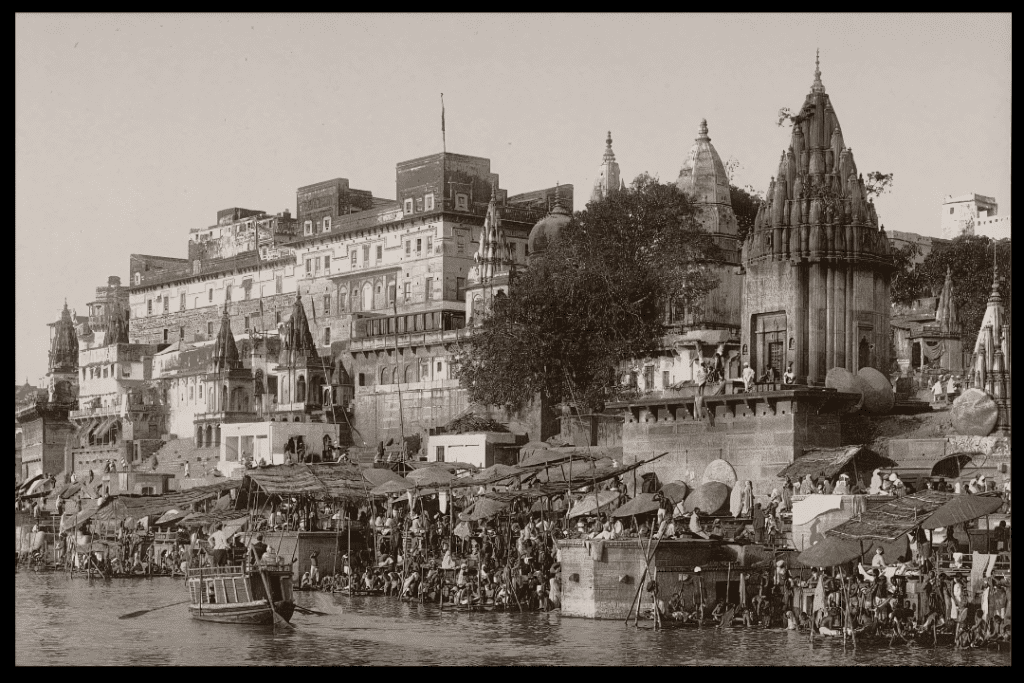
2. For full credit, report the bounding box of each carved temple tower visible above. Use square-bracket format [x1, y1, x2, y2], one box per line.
[740, 54, 894, 385]
[590, 131, 624, 203]
[47, 301, 80, 405]
[466, 185, 515, 325]
[274, 292, 328, 420]
[969, 261, 1011, 434]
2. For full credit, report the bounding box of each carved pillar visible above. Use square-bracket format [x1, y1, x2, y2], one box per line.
[845, 266, 855, 372]
[794, 262, 808, 383]
[826, 266, 836, 370]
[808, 263, 826, 385]
[835, 263, 847, 369]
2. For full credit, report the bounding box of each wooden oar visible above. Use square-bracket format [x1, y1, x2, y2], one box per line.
[119, 600, 191, 619]
[292, 604, 328, 616]
[258, 568, 294, 629]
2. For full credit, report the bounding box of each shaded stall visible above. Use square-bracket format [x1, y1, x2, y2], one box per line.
[777, 446, 897, 487]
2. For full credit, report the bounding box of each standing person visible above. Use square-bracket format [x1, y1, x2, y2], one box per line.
[781, 477, 793, 512]
[946, 375, 957, 401]
[208, 523, 230, 567]
[751, 503, 766, 544]
[742, 362, 756, 393]
[932, 377, 945, 405]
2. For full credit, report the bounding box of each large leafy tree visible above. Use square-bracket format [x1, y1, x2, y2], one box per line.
[890, 242, 926, 308]
[451, 174, 721, 413]
[730, 184, 762, 242]
[916, 235, 1012, 345]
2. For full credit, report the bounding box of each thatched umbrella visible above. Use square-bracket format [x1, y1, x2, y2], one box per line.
[566, 490, 621, 519]
[369, 479, 413, 496]
[611, 493, 660, 518]
[797, 536, 863, 567]
[658, 481, 689, 506]
[405, 467, 455, 488]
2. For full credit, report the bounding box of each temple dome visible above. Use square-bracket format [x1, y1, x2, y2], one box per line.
[527, 187, 572, 260]
[676, 119, 732, 207]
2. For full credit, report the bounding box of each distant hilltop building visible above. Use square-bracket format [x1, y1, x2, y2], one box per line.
[942, 193, 1010, 240]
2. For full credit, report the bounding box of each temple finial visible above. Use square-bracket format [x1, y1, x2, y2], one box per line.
[490, 181, 497, 202]
[697, 118, 709, 140]
[811, 48, 825, 93]
[606, 131, 613, 149]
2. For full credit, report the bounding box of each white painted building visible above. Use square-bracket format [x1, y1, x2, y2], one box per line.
[426, 432, 518, 470]
[219, 421, 340, 476]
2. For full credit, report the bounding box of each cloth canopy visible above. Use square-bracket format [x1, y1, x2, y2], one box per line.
[93, 416, 118, 440]
[181, 510, 249, 528]
[922, 493, 1004, 530]
[566, 490, 621, 519]
[361, 467, 407, 489]
[17, 474, 43, 493]
[611, 492, 661, 518]
[682, 481, 730, 515]
[777, 446, 897, 482]
[155, 508, 190, 526]
[467, 463, 523, 485]
[244, 463, 367, 499]
[406, 461, 478, 474]
[797, 536, 863, 567]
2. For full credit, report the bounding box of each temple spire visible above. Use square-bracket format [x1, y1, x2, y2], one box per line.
[603, 131, 616, 163]
[591, 132, 622, 203]
[811, 48, 826, 94]
[697, 118, 709, 141]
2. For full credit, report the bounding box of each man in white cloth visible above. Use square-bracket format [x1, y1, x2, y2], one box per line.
[742, 362, 756, 392]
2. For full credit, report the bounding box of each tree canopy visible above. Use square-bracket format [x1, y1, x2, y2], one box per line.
[451, 174, 721, 414]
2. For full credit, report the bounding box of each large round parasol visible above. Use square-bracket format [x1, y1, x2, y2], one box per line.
[682, 481, 730, 514]
[405, 467, 455, 487]
[611, 492, 661, 518]
[361, 468, 407, 489]
[797, 536, 863, 567]
[458, 497, 510, 522]
[701, 459, 737, 488]
[658, 481, 689, 506]
[369, 479, 414, 496]
[566, 490, 621, 519]
[922, 493, 1005, 530]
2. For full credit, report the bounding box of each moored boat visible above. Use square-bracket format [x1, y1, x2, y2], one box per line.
[186, 555, 295, 625]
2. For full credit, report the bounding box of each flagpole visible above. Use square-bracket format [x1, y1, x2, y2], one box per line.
[441, 93, 446, 155]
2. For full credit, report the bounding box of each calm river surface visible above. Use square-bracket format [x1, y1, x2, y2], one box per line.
[15, 572, 1010, 666]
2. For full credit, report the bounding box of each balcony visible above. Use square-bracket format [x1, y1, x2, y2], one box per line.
[70, 401, 163, 420]
[194, 410, 258, 424]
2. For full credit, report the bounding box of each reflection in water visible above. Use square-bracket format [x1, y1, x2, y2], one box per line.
[16, 573, 1010, 667]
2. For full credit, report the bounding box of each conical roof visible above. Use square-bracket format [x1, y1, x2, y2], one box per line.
[473, 185, 512, 282]
[283, 293, 319, 364]
[676, 119, 732, 207]
[49, 302, 79, 372]
[212, 305, 241, 372]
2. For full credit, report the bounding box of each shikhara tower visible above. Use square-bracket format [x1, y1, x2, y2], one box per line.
[47, 301, 80, 404]
[590, 131, 623, 203]
[466, 185, 514, 324]
[740, 53, 894, 385]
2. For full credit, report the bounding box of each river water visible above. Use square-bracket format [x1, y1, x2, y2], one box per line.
[15, 572, 1010, 666]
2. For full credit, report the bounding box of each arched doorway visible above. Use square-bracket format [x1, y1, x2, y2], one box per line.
[296, 375, 307, 403]
[204, 424, 213, 448]
[859, 337, 871, 370]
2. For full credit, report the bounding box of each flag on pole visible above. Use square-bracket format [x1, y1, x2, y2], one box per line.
[441, 93, 446, 153]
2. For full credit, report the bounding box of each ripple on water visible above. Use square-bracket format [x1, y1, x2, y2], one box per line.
[15, 573, 1011, 666]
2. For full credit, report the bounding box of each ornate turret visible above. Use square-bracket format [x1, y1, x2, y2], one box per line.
[213, 304, 241, 372]
[590, 131, 622, 203]
[49, 302, 79, 374]
[273, 292, 327, 415]
[106, 294, 130, 345]
[527, 184, 572, 262]
[283, 292, 319, 365]
[967, 256, 1011, 433]
[740, 52, 893, 386]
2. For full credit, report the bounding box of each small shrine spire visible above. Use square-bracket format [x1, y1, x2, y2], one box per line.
[603, 131, 616, 163]
[697, 118, 709, 141]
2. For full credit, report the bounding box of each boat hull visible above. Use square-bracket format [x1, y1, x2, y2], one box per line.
[188, 599, 295, 625]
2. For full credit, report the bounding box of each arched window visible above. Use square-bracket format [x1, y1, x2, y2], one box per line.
[221, 385, 228, 412]
[362, 283, 373, 311]
[392, 367, 399, 384]
[351, 287, 359, 312]
[404, 364, 414, 383]
[381, 367, 389, 385]
[296, 375, 307, 403]
[339, 288, 347, 312]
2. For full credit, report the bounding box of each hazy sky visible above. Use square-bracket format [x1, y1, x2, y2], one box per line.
[15, 13, 1011, 384]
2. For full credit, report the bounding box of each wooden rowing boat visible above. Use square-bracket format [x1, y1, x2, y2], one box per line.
[185, 557, 295, 625]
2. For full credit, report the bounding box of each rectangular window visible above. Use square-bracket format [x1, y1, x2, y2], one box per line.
[425, 277, 433, 301]
[323, 216, 331, 232]
[416, 238, 422, 255]
[147, 300, 153, 315]
[425, 193, 435, 211]
[416, 197, 424, 213]
[163, 329, 169, 343]
[207, 321, 213, 337]
[323, 255, 330, 271]
[209, 289, 214, 302]
[160, 296, 168, 313]
[436, 445, 445, 463]
[455, 194, 468, 210]
[403, 282, 411, 302]
[323, 327, 331, 346]
[306, 258, 313, 275]
[180, 292, 186, 310]
[323, 294, 331, 315]
[351, 251, 357, 266]
[244, 315, 250, 329]
[362, 245, 369, 264]
[457, 234, 465, 255]
[404, 198, 414, 214]
[405, 240, 411, 256]
[179, 326, 185, 340]
[304, 220, 313, 235]
[314, 257, 321, 272]
[275, 276, 283, 294]
[426, 235, 433, 252]
[376, 245, 382, 261]
[275, 311, 281, 325]
[662, 371, 670, 389]
[225, 284, 232, 302]
[456, 277, 465, 302]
